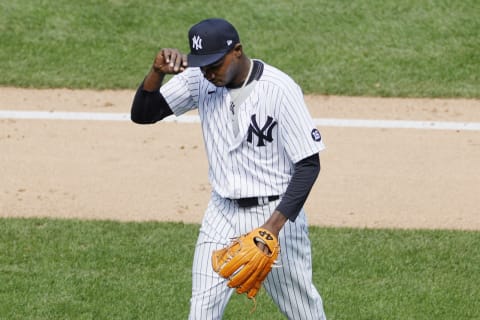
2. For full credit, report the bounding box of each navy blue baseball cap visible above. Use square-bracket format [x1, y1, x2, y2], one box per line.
[187, 18, 240, 67]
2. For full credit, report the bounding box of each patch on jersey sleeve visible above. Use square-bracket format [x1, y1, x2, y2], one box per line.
[311, 128, 322, 142]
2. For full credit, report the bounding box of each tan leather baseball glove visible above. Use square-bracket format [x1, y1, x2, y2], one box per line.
[212, 227, 280, 299]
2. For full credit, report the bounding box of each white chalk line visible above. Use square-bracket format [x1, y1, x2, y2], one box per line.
[1, 110, 480, 131]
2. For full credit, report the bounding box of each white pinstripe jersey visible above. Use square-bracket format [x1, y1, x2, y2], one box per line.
[160, 60, 325, 199]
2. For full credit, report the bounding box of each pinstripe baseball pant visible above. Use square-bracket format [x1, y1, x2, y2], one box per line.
[188, 191, 327, 320]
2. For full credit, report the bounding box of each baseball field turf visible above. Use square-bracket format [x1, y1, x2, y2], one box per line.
[1, 0, 478, 97]
[1, 1, 479, 319]
[1, 219, 479, 319]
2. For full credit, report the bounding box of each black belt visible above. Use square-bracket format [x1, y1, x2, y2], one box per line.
[235, 195, 280, 208]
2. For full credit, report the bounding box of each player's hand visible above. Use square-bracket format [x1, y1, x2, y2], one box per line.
[255, 240, 272, 254]
[152, 48, 188, 74]
[259, 210, 288, 247]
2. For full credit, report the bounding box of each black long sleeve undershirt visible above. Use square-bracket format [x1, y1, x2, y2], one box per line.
[275, 153, 320, 222]
[131, 82, 173, 124]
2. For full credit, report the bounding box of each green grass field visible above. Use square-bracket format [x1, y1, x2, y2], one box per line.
[0, 0, 479, 97]
[1, 218, 479, 319]
[1, 0, 480, 319]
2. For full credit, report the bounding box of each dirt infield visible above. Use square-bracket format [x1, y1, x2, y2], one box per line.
[1, 87, 479, 230]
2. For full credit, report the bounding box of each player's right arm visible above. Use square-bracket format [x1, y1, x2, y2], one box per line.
[144, 48, 188, 91]
[131, 49, 188, 124]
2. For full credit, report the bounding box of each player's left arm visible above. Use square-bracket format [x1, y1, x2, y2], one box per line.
[260, 81, 323, 238]
[261, 153, 321, 238]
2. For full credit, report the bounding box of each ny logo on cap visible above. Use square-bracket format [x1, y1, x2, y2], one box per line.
[192, 35, 203, 50]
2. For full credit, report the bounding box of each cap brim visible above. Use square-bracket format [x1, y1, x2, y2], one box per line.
[187, 52, 227, 67]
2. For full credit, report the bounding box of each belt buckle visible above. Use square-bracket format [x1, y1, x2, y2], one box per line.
[258, 196, 268, 206]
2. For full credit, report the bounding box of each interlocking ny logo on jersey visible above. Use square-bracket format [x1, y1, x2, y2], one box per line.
[247, 115, 277, 147]
[192, 35, 202, 50]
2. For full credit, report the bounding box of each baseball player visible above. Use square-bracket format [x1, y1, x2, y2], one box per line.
[131, 18, 327, 320]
